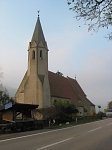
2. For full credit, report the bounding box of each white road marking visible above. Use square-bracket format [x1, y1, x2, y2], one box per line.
[0, 124, 89, 143]
[87, 127, 102, 133]
[0, 119, 108, 143]
[36, 137, 73, 150]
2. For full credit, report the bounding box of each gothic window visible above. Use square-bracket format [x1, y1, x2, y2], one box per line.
[40, 50, 43, 59]
[32, 50, 35, 59]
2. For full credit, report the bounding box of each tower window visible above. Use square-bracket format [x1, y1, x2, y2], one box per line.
[32, 50, 35, 59]
[40, 50, 43, 59]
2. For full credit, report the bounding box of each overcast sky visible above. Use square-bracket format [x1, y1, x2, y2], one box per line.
[0, 0, 112, 110]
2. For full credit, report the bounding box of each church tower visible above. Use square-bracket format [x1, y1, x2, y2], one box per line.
[15, 15, 51, 109]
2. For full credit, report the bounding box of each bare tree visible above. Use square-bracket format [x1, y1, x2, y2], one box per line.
[67, 0, 112, 39]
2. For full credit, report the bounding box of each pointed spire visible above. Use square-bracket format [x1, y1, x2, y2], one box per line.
[31, 14, 47, 47]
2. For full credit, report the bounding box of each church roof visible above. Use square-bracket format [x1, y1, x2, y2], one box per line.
[31, 16, 47, 47]
[48, 71, 95, 106]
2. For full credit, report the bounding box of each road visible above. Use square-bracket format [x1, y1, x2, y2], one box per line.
[0, 118, 112, 150]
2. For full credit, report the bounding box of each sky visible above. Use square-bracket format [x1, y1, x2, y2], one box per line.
[0, 0, 112, 111]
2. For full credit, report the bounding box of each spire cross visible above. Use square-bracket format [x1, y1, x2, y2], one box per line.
[37, 10, 40, 17]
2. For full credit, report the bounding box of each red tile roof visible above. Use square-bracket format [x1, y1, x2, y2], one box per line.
[48, 71, 95, 106]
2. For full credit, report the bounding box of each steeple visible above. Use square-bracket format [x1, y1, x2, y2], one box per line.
[31, 15, 47, 47]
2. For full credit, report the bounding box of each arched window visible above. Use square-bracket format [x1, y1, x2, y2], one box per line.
[40, 50, 43, 59]
[32, 50, 35, 59]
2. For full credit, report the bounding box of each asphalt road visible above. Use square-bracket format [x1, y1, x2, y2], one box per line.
[0, 118, 112, 150]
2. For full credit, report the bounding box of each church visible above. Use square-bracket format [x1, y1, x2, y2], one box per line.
[15, 15, 95, 119]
